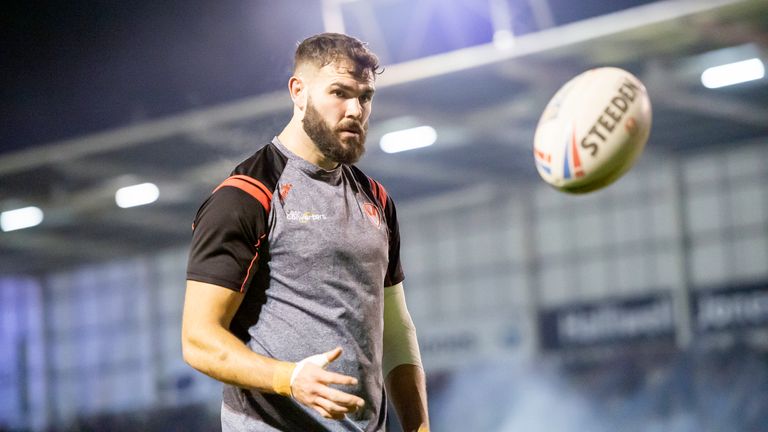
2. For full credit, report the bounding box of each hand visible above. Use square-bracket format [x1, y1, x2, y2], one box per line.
[290, 347, 365, 420]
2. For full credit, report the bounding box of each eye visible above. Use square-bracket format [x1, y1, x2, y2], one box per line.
[360, 94, 373, 103]
[332, 89, 345, 97]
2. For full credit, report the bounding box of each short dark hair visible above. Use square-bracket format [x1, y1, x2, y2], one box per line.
[294, 33, 382, 79]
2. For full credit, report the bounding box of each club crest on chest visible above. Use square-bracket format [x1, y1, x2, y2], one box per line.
[363, 202, 381, 228]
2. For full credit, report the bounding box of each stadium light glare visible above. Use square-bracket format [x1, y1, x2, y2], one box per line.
[701, 58, 764, 89]
[115, 183, 160, 208]
[380, 126, 437, 154]
[493, 30, 515, 50]
[1, 206, 44, 232]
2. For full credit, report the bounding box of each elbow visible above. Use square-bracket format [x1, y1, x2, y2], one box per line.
[181, 318, 232, 374]
[181, 329, 204, 371]
[181, 339, 194, 367]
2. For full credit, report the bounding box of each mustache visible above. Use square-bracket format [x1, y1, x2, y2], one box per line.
[336, 121, 366, 134]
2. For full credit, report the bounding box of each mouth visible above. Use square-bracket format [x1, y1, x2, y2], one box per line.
[338, 128, 363, 141]
[338, 122, 363, 136]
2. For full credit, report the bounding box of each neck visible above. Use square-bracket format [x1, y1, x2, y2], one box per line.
[277, 118, 338, 170]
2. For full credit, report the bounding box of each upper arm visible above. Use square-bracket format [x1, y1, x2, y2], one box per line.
[186, 181, 270, 292]
[182, 280, 245, 337]
[383, 283, 429, 427]
[383, 282, 412, 326]
[383, 283, 417, 345]
[382, 282, 422, 378]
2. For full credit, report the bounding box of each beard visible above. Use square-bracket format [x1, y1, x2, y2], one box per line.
[302, 98, 367, 165]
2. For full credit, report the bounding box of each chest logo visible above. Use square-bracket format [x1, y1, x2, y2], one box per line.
[363, 203, 381, 228]
[286, 210, 327, 223]
[279, 183, 293, 203]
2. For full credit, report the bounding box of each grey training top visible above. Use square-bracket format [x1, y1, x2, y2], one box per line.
[187, 137, 404, 431]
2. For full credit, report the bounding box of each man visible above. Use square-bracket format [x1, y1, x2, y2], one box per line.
[182, 33, 430, 432]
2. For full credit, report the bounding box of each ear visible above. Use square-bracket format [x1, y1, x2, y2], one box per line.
[288, 76, 307, 110]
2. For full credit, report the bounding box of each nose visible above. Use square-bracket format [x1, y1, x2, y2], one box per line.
[345, 97, 363, 119]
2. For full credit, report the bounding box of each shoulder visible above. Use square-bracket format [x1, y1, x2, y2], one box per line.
[348, 164, 393, 210]
[232, 142, 289, 191]
[209, 142, 289, 213]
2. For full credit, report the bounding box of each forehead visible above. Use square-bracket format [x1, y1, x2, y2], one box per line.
[315, 59, 375, 89]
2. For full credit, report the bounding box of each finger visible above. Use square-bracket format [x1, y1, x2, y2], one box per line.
[318, 370, 359, 386]
[324, 346, 343, 364]
[312, 405, 333, 420]
[315, 396, 354, 418]
[318, 386, 365, 410]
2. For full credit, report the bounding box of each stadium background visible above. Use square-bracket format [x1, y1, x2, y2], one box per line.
[2, 0, 768, 430]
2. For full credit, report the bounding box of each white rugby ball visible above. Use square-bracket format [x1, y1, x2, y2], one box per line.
[533, 67, 652, 194]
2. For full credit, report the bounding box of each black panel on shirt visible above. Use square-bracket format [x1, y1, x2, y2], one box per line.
[349, 165, 405, 288]
[186, 142, 287, 341]
[382, 192, 404, 287]
[186, 142, 287, 292]
[186, 186, 268, 291]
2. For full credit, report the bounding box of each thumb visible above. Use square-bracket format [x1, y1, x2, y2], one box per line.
[290, 347, 342, 390]
[324, 346, 343, 365]
[301, 347, 341, 370]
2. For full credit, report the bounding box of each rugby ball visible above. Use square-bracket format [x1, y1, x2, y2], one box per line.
[533, 67, 652, 194]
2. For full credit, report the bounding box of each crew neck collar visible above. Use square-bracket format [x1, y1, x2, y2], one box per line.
[271, 137, 343, 180]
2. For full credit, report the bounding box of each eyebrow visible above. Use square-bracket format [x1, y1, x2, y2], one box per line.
[330, 82, 375, 97]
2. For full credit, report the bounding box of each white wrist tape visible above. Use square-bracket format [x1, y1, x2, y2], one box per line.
[382, 283, 423, 379]
[289, 352, 330, 397]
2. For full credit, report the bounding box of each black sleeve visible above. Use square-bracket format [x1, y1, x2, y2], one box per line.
[186, 187, 268, 292]
[384, 194, 405, 287]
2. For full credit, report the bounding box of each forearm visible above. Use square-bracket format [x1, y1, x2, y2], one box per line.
[183, 316, 365, 419]
[181, 280, 293, 395]
[382, 283, 430, 430]
[386, 364, 429, 431]
[182, 323, 293, 394]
